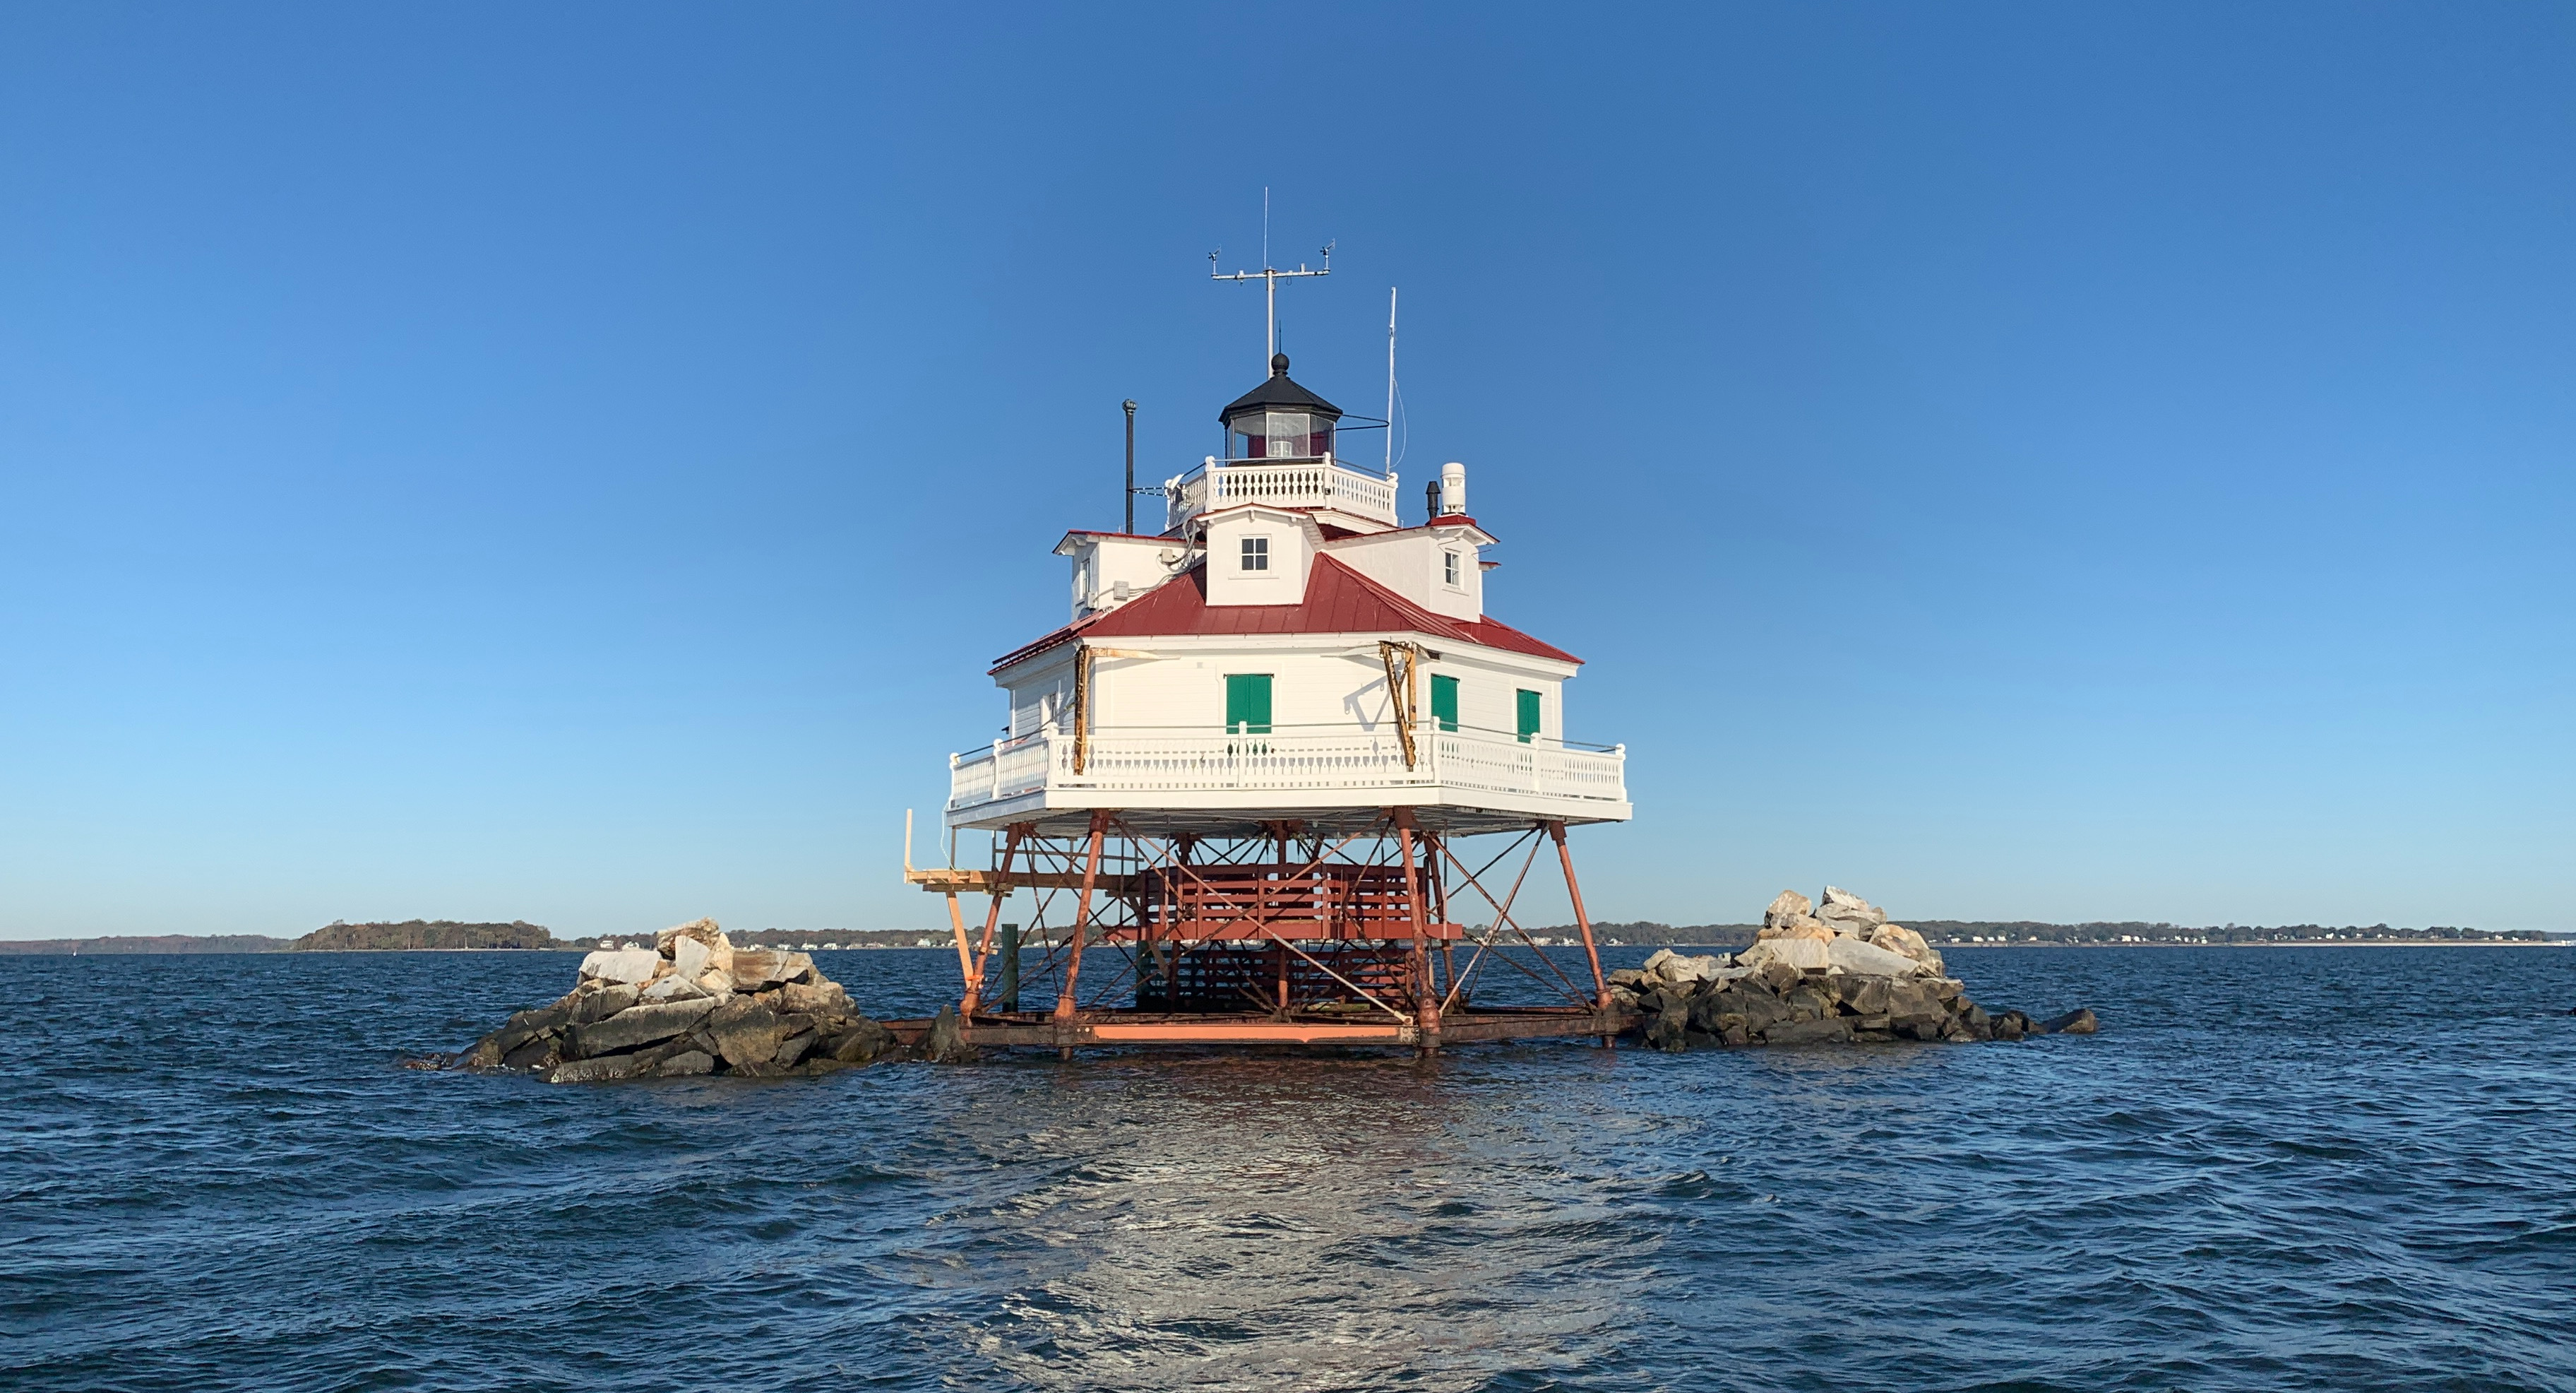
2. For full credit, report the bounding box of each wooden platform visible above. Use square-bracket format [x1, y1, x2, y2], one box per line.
[881, 1006, 1638, 1051]
[905, 867, 1138, 894]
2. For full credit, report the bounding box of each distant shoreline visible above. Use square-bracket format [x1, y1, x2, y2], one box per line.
[1628, 939, 2572, 951]
[1933, 939, 2572, 949]
[6, 935, 2565, 956]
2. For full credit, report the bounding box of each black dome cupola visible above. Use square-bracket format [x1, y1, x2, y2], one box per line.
[1220, 353, 1342, 461]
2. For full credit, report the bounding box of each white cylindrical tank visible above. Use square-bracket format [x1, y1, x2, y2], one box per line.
[1440, 461, 1467, 516]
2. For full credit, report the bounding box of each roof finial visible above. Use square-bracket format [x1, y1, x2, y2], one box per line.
[1271, 352, 1290, 378]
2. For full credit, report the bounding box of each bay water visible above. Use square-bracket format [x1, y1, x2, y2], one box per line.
[5, 945, 2572, 1392]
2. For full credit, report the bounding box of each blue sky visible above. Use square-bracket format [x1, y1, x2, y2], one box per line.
[3, 4, 2569, 939]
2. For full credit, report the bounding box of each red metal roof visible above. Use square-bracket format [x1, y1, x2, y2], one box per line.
[989, 554, 1580, 673]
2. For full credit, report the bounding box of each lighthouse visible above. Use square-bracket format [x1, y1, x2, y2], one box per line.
[914, 309, 1632, 1053]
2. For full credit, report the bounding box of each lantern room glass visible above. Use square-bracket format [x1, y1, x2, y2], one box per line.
[1227, 410, 1333, 461]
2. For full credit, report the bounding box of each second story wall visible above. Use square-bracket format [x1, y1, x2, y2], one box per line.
[1200, 508, 1320, 607]
[1056, 639, 1575, 745]
[1321, 521, 1489, 622]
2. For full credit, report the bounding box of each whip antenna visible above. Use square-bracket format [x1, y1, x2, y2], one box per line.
[1385, 287, 1398, 473]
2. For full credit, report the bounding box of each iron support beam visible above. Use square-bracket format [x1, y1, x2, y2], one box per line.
[1054, 810, 1112, 1032]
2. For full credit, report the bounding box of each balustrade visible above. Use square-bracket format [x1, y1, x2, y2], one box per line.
[1164, 457, 1399, 531]
[948, 725, 1626, 816]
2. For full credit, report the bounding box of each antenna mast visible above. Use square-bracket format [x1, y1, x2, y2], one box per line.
[1210, 196, 1332, 365]
[1385, 287, 1398, 473]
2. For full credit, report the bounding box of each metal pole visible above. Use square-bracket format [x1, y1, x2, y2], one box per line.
[945, 891, 972, 990]
[1055, 810, 1112, 1047]
[1123, 399, 1137, 534]
[1548, 821, 1613, 1015]
[1395, 811, 1441, 1046]
[961, 823, 1026, 1019]
[1385, 287, 1397, 473]
[999, 923, 1020, 1012]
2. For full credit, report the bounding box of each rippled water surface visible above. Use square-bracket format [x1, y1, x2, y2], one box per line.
[6, 946, 2575, 1392]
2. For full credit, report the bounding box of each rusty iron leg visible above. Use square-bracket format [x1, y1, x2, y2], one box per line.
[1547, 819, 1614, 1045]
[960, 824, 1026, 1020]
[1054, 810, 1112, 1055]
[1395, 812, 1440, 1049]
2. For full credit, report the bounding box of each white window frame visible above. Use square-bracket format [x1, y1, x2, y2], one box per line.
[1442, 550, 1462, 588]
[1241, 535, 1271, 571]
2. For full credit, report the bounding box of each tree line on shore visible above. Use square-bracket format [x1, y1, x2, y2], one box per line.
[1, 917, 2553, 955]
[1534, 919, 2552, 946]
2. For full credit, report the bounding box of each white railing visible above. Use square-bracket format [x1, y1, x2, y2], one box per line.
[948, 734, 1056, 809]
[1164, 457, 1399, 531]
[948, 725, 1626, 814]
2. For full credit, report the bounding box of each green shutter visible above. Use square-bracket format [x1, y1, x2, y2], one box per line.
[1225, 674, 1273, 734]
[1516, 689, 1542, 744]
[1430, 674, 1459, 732]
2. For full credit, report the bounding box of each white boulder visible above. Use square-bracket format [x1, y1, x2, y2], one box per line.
[577, 948, 660, 985]
[1736, 937, 1832, 972]
[1758, 914, 1835, 942]
[1868, 923, 1945, 974]
[1816, 886, 1888, 937]
[1761, 890, 1815, 932]
[640, 973, 712, 1002]
[1823, 935, 1928, 977]
[1653, 952, 1729, 985]
[668, 935, 711, 982]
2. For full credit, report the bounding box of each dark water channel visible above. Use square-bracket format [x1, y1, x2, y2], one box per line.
[4, 946, 2573, 1392]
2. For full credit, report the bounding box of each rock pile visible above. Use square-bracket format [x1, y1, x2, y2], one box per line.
[1609, 887, 2097, 1051]
[460, 919, 897, 1081]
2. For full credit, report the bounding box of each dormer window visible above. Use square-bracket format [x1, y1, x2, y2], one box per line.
[1241, 535, 1270, 571]
[1443, 550, 1461, 587]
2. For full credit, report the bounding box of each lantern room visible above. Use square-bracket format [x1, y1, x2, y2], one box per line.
[1221, 352, 1342, 460]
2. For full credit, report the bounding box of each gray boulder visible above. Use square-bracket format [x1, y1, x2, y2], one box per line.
[565, 995, 722, 1057]
[551, 1054, 650, 1084]
[2041, 1007, 2099, 1035]
[1836, 974, 1892, 1016]
[703, 997, 785, 1069]
[569, 983, 639, 1026]
[1764, 1017, 1854, 1045]
[923, 1005, 977, 1064]
[501, 1033, 560, 1071]
[460, 917, 893, 1081]
[465, 1002, 575, 1068]
[825, 1019, 895, 1065]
